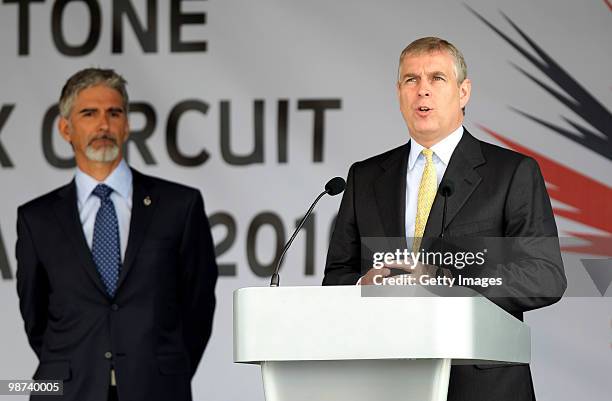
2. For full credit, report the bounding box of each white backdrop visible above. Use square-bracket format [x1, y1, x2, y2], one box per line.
[0, 1, 610, 400]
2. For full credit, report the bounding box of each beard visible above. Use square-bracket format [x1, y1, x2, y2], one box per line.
[85, 135, 120, 162]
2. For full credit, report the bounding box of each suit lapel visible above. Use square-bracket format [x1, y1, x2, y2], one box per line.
[374, 143, 409, 238]
[116, 170, 158, 292]
[424, 130, 485, 238]
[53, 181, 108, 297]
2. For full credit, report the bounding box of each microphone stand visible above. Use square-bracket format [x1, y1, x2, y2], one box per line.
[270, 191, 327, 287]
[441, 193, 449, 239]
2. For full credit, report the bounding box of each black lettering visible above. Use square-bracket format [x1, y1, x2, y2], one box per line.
[247, 212, 285, 278]
[4, 0, 45, 56]
[52, 0, 102, 56]
[296, 213, 315, 276]
[166, 100, 209, 166]
[41, 104, 75, 168]
[0, 224, 12, 280]
[297, 99, 342, 162]
[124, 102, 157, 165]
[209, 212, 237, 277]
[277, 99, 289, 163]
[170, 0, 207, 52]
[112, 0, 157, 53]
[220, 100, 264, 166]
[0, 104, 16, 167]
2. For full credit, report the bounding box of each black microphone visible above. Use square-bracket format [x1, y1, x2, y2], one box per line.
[438, 179, 455, 238]
[325, 177, 346, 196]
[270, 177, 346, 287]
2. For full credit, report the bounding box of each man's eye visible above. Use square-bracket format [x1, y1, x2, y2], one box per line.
[405, 77, 416, 83]
[433, 76, 445, 81]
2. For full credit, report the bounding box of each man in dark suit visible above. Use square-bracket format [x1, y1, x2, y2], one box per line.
[323, 37, 566, 401]
[16, 68, 218, 401]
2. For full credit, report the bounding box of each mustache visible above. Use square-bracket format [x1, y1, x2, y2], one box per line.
[88, 134, 118, 146]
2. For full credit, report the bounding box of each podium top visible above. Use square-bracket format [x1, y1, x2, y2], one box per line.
[233, 286, 530, 365]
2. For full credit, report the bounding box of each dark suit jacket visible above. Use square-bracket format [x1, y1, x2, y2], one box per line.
[323, 130, 566, 401]
[16, 169, 218, 401]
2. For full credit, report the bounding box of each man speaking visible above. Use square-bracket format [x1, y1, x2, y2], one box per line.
[16, 68, 218, 401]
[323, 37, 566, 400]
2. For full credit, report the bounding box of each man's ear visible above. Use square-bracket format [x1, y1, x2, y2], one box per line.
[459, 78, 471, 109]
[58, 116, 72, 144]
[396, 81, 401, 102]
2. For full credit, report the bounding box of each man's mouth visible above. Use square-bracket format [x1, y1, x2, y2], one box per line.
[89, 135, 117, 146]
[415, 106, 433, 116]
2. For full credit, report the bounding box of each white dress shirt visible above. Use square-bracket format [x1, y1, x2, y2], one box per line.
[405, 126, 463, 242]
[75, 159, 133, 261]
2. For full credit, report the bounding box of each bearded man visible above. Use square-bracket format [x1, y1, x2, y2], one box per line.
[16, 68, 218, 401]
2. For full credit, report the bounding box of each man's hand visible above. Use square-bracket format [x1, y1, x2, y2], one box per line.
[359, 260, 450, 285]
[359, 266, 391, 285]
[386, 258, 440, 277]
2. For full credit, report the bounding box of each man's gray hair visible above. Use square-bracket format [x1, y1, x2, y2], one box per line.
[59, 68, 129, 118]
[398, 37, 468, 84]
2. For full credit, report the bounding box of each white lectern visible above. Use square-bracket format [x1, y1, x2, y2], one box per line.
[233, 286, 530, 401]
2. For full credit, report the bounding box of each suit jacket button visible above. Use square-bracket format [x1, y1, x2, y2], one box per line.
[104, 352, 113, 359]
[111, 304, 119, 311]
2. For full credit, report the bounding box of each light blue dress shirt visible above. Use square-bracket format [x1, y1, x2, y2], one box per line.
[358, 126, 465, 283]
[405, 125, 463, 242]
[75, 159, 133, 262]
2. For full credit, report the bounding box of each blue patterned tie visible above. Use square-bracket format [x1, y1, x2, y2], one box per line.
[91, 184, 121, 297]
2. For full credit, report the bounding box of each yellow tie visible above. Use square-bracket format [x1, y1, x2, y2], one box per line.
[413, 149, 437, 252]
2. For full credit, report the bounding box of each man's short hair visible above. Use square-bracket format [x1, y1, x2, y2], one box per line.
[59, 68, 129, 118]
[398, 37, 468, 84]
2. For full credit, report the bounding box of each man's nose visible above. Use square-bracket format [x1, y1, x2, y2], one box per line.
[97, 113, 110, 131]
[418, 82, 431, 97]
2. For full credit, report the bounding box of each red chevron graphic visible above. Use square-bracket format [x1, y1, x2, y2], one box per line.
[562, 232, 612, 256]
[478, 125, 612, 257]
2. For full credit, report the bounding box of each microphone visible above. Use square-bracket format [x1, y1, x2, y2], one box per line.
[270, 177, 346, 287]
[438, 179, 455, 238]
[325, 177, 346, 196]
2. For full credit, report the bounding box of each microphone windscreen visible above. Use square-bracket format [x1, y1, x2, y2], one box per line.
[439, 179, 455, 197]
[325, 177, 346, 196]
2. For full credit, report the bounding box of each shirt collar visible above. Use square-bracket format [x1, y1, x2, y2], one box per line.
[408, 125, 464, 170]
[75, 159, 133, 208]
